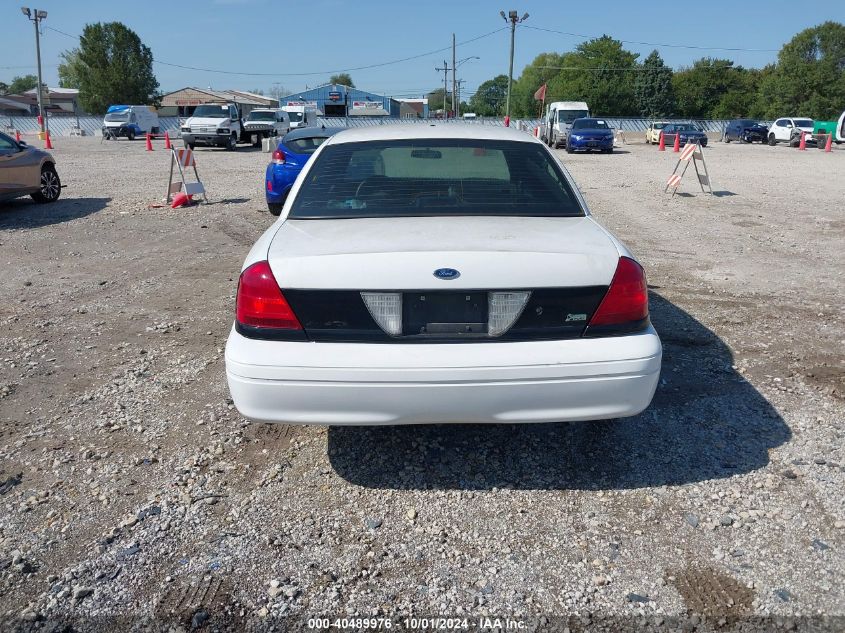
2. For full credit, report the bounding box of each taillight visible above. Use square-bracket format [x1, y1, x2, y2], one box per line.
[236, 261, 302, 330]
[266, 179, 273, 192]
[588, 257, 648, 327]
[272, 148, 285, 164]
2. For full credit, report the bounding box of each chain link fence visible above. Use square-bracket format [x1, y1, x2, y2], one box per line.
[2, 114, 772, 139]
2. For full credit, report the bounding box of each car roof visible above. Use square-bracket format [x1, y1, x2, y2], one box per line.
[283, 126, 346, 141]
[325, 123, 540, 145]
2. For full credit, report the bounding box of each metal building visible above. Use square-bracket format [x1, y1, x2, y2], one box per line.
[279, 84, 401, 118]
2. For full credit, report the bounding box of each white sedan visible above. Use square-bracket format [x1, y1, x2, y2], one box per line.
[225, 125, 661, 425]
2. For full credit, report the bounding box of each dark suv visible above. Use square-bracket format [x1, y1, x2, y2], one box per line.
[724, 119, 768, 143]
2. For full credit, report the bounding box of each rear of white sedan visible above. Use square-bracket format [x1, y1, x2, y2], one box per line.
[225, 125, 661, 425]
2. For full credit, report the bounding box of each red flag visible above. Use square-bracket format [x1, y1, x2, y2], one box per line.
[533, 83, 547, 101]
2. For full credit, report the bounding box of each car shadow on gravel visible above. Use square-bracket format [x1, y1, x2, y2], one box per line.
[0, 197, 110, 230]
[327, 293, 791, 490]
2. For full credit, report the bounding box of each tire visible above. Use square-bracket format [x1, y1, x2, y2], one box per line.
[127, 129, 135, 141]
[768, 134, 777, 146]
[724, 135, 731, 143]
[603, 148, 613, 154]
[227, 133, 238, 151]
[30, 164, 61, 204]
[184, 141, 195, 150]
[268, 203, 283, 216]
[151, 127, 160, 134]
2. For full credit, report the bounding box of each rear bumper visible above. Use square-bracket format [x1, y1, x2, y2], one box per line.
[569, 137, 614, 150]
[225, 326, 662, 425]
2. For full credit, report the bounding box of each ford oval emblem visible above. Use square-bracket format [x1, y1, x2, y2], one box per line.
[433, 268, 460, 280]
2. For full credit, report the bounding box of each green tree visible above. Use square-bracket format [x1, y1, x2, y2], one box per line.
[673, 58, 751, 118]
[329, 73, 355, 87]
[635, 50, 675, 117]
[9, 75, 38, 94]
[58, 49, 86, 89]
[513, 37, 639, 117]
[753, 21, 845, 119]
[468, 75, 508, 116]
[426, 88, 453, 113]
[75, 22, 159, 114]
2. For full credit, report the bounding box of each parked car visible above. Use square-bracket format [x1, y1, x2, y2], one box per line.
[265, 127, 346, 215]
[767, 117, 814, 146]
[645, 121, 669, 144]
[181, 103, 246, 150]
[723, 119, 768, 143]
[0, 131, 61, 204]
[541, 101, 590, 148]
[662, 123, 708, 147]
[226, 124, 662, 426]
[243, 109, 292, 147]
[101, 105, 160, 140]
[565, 118, 614, 153]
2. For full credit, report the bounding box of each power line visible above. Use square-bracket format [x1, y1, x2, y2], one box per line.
[522, 24, 779, 52]
[45, 25, 505, 78]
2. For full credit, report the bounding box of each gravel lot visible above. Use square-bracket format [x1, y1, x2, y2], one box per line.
[0, 133, 843, 632]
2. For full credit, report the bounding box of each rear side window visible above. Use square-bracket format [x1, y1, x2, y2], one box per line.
[284, 136, 329, 155]
[289, 139, 584, 219]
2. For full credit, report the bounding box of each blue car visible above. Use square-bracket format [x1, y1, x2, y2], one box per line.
[662, 123, 708, 147]
[565, 118, 615, 154]
[265, 127, 345, 215]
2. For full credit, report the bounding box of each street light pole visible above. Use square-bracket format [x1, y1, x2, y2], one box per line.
[452, 33, 456, 117]
[500, 10, 528, 123]
[21, 7, 48, 138]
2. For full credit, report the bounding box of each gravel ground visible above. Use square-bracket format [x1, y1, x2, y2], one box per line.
[0, 134, 843, 632]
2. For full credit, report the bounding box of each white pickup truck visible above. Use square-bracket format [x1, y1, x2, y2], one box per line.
[540, 101, 590, 148]
[181, 103, 246, 150]
[243, 109, 292, 147]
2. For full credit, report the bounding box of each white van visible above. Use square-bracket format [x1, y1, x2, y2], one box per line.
[102, 105, 160, 140]
[282, 105, 318, 129]
[541, 101, 590, 148]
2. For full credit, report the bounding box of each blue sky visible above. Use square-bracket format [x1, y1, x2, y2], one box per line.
[3, 0, 842, 99]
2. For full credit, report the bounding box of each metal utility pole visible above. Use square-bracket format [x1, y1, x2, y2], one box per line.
[435, 60, 449, 117]
[455, 79, 467, 117]
[21, 7, 49, 138]
[500, 9, 529, 122]
[451, 33, 457, 117]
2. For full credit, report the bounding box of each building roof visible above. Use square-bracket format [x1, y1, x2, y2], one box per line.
[159, 87, 275, 107]
[0, 96, 30, 112]
[24, 87, 79, 97]
[325, 123, 539, 145]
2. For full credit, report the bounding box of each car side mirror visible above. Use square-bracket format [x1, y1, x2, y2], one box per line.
[18, 141, 27, 149]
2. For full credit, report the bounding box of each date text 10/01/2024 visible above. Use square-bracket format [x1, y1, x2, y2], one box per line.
[307, 617, 527, 630]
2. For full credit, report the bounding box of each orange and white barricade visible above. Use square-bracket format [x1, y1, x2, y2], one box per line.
[166, 147, 208, 204]
[664, 141, 712, 197]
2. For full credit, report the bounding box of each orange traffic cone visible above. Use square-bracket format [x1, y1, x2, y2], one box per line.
[658, 131, 665, 151]
[824, 132, 833, 152]
[44, 131, 53, 150]
[798, 130, 806, 151]
[164, 131, 172, 150]
[15, 130, 21, 142]
[146, 133, 153, 151]
[672, 130, 680, 152]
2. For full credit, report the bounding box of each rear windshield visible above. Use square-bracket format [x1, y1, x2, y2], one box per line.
[289, 139, 584, 219]
[284, 136, 330, 155]
[572, 119, 609, 130]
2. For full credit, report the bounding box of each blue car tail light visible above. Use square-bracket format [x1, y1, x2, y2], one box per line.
[272, 148, 286, 165]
